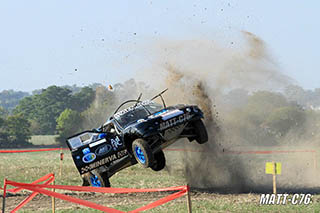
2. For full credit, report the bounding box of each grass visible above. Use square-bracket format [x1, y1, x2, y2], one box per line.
[19, 195, 320, 213]
[1, 146, 320, 212]
[29, 135, 59, 146]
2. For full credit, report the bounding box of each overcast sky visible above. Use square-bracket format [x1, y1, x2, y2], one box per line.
[0, 0, 319, 92]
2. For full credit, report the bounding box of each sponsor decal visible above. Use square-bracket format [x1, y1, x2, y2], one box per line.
[111, 136, 122, 151]
[95, 144, 112, 156]
[159, 113, 193, 131]
[89, 138, 107, 148]
[82, 147, 90, 155]
[148, 109, 169, 119]
[80, 149, 128, 173]
[114, 100, 153, 119]
[82, 153, 96, 163]
[161, 109, 184, 121]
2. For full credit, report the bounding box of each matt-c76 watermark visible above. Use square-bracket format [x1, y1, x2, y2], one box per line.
[260, 194, 312, 205]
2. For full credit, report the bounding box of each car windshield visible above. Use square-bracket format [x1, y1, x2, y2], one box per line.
[116, 102, 163, 128]
[144, 102, 163, 113]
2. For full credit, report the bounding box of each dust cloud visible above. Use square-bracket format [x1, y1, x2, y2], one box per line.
[85, 30, 317, 193]
[136, 31, 319, 193]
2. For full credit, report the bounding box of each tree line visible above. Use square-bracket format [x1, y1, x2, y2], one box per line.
[0, 79, 145, 147]
[0, 81, 320, 147]
[0, 85, 95, 147]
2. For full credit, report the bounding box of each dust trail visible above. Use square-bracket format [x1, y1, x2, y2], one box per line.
[138, 31, 318, 192]
[83, 31, 317, 192]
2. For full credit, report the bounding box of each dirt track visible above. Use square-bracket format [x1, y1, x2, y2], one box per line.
[1, 191, 261, 212]
[3, 191, 180, 212]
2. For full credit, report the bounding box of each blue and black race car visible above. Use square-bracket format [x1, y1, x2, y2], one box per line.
[66, 89, 208, 187]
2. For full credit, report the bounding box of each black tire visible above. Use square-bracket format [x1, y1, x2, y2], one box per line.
[193, 119, 208, 144]
[151, 150, 166, 171]
[84, 170, 110, 187]
[82, 175, 90, 186]
[132, 139, 154, 168]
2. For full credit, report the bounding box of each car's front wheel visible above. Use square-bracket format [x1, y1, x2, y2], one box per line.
[193, 119, 208, 144]
[132, 139, 154, 168]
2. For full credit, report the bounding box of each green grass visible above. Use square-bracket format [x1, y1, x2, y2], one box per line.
[1, 147, 320, 212]
[29, 135, 59, 146]
[19, 196, 320, 213]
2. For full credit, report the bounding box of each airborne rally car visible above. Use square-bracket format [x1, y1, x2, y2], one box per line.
[66, 89, 208, 187]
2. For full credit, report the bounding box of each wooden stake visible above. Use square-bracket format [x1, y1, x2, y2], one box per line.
[2, 179, 7, 213]
[51, 176, 55, 213]
[273, 162, 277, 194]
[59, 160, 62, 177]
[186, 184, 192, 213]
[313, 152, 317, 173]
[59, 147, 62, 177]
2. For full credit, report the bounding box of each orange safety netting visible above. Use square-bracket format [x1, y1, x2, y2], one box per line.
[0, 148, 68, 153]
[2, 174, 188, 213]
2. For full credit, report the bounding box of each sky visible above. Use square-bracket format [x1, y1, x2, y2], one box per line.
[0, 0, 319, 92]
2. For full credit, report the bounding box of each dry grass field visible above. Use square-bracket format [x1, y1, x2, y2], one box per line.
[1, 138, 320, 212]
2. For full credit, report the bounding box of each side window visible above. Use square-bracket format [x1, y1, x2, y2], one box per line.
[102, 122, 116, 134]
[110, 126, 116, 134]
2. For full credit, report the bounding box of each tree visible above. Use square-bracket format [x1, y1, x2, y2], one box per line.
[62, 84, 82, 94]
[245, 91, 289, 125]
[0, 117, 9, 145]
[14, 85, 96, 135]
[0, 106, 8, 118]
[14, 86, 74, 134]
[29, 119, 42, 135]
[284, 85, 306, 104]
[13, 96, 37, 119]
[1, 114, 31, 147]
[0, 90, 29, 112]
[263, 107, 306, 136]
[72, 87, 95, 112]
[81, 86, 116, 129]
[221, 90, 299, 145]
[284, 85, 320, 107]
[56, 109, 82, 144]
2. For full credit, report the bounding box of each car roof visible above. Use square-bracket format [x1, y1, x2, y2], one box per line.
[113, 100, 155, 118]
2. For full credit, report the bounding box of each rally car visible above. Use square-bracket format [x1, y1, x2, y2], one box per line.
[66, 89, 208, 187]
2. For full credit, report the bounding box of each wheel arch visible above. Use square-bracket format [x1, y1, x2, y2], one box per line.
[123, 133, 140, 155]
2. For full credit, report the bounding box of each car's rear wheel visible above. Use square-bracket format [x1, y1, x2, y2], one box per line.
[193, 119, 208, 144]
[151, 150, 166, 171]
[132, 139, 154, 168]
[84, 170, 110, 187]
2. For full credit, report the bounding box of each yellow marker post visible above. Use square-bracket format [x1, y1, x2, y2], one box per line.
[265, 162, 281, 194]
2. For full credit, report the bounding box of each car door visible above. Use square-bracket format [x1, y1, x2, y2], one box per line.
[68, 130, 128, 175]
